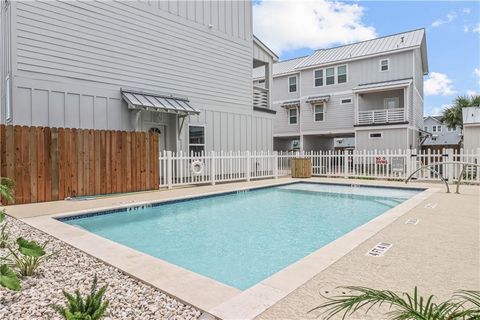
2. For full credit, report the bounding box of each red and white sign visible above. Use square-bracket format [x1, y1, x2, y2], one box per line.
[375, 156, 388, 165]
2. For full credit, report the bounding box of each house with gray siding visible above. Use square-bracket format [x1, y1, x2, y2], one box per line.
[462, 107, 480, 152]
[422, 115, 461, 150]
[253, 29, 428, 152]
[1, 0, 278, 153]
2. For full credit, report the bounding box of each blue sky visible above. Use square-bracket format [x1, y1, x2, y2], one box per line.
[253, 1, 480, 116]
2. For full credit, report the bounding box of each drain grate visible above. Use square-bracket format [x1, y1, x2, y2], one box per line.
[366, 242, 392, 257]
[424, 203, 438, 209]
[405, 218, 419, 225]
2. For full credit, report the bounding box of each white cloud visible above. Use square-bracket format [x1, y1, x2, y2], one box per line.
[424, 72, 456, 96]
[253, 0, 377, 55]
[464, 25, 469, 32]
[474, 68, 480, 77]
[473, 23, 480, 33]
[431, 11, 457, 27]
[466, 90, 478, 96]
[463, 8, 471, 14]
[425, 104, 451, 117]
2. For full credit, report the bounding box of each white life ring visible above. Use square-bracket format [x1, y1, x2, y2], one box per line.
[191, 160, 204, 175]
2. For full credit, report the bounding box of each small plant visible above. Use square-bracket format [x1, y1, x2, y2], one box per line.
[310, 286, 480, 320]
[0, 211, 8, 248]
[0, 177, 15, 205]
[0, 263, 20, 291]
[3, 237, 57, 277]
[52, 275, 109, 320]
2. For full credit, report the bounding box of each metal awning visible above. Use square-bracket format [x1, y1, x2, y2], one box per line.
[306, 95, 330, 104]
[121, 89, 200, 116]
[280, 100, 300, 108]
[353, 78, 412, 93]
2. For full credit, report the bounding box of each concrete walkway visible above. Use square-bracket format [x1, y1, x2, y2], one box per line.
[257, 179, 480, 320]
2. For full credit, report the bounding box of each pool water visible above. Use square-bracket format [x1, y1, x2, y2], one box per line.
[63, 183, 420, 290]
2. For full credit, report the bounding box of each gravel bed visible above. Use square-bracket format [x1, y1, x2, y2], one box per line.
[0, 215, 202, 320]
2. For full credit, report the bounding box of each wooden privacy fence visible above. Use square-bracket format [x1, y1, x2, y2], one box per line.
[0, 125, 159, 205]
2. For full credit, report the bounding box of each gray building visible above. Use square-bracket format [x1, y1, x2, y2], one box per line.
[1, 0, 278, 153]
[422, 116, 461, 150]
[253, 29, 428, 152]
[462, 107, 480, 152]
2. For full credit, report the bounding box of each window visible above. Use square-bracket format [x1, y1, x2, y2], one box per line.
[380, 59, 389, 71]
[258, 79, 265, 84]
[5, 75, 11, 121]
[189, 125, 205, 154]
[337, 65, 347, 83]
[384, 97, 399, 109]
[447, 126, 456, 132]
[424, 126, 429, 132]
[432, 125, 442, 133]
[369, 132, 383, 139]
[314, 69, 323, 87]
[326, 67, 335, 85]
[314, 104, 325, 122]
[288, 76, 297, 92]
[341, 98, 352, 104]
[288, 108, 298, 124]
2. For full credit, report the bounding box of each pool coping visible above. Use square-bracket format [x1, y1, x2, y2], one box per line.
[18, 179, 437, 319]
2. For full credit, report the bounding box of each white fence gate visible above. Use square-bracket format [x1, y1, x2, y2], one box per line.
[159, 149, 480, 188]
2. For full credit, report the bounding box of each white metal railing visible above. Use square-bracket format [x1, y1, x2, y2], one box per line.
[159, 149, 480, 188]
[358, 108, 405, 125]
[253, 86, 269, 109]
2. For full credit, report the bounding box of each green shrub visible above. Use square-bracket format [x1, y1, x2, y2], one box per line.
[0, 264, 20, 291]
[52, 275, 109, 320]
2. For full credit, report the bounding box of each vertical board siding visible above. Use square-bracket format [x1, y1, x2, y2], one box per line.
[0, 124, 159, 205]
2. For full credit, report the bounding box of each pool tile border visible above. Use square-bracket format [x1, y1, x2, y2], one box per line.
[18, 178, 437, 319]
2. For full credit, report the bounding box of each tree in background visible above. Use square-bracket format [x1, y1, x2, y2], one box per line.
[441, 95, 480, 130]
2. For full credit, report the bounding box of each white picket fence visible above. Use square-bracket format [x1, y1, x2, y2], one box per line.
[159, 149, 480, 188]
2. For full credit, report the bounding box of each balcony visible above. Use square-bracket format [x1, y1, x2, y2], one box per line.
[253, 86, 269, 109]
[357, 108, 405, 125]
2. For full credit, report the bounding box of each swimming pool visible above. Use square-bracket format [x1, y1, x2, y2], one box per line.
[61, 182, 421, 290]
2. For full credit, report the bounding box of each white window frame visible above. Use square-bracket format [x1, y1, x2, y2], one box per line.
[337, 65, 347, 84]
[314, 103, 325, 122]
[5, 74, 11, 122]
[447, 126, 456, 132]
[424, 126, 429, 132]
[326, 67, 335, 85]
[368, 132, 383, 139]
[288, 75, 297, 93]
[341, 97, 353, 104]
[188, 124, 206, 155]
[288, 107, 298, 125]
[380, 58, 389, 72]
[313, 68, 324, 87]
[384, 97, 400, 109]
[437, 125, 442, 132]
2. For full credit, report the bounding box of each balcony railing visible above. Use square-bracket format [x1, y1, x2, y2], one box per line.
[253, 86, 269, 109]
[357, 108, 405, 125]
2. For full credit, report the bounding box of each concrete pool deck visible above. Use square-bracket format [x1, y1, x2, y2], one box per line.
[6, 178, 480, 319]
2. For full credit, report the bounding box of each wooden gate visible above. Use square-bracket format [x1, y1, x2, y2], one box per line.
[0, 125, 159, 204]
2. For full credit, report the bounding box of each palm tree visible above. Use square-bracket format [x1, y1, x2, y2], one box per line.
[441, 95, 480, 130]
[309, 286, 480, 320]
[0, 177, 15, 205]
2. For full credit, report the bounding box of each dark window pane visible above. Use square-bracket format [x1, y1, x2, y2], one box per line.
[289, 116, 297, 124]
[338, 74, 347, 83]
[289, 84, 297, 92]
[315, 113, 324, 121]
[189, 145, 205, 155]
[315, 78, 323, 87]
[326, 76, 335, 85]
[189, 126, 204, 144]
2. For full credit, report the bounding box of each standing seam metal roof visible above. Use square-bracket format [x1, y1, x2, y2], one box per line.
[253, 29, 426, 79]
